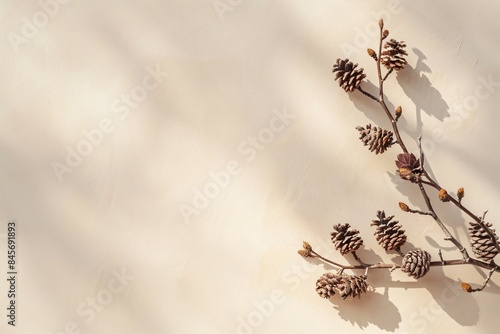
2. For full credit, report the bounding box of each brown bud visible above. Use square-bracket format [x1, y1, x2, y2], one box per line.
[303, 241, 312, 251]
[399, 202, 410, 212]
[395, 106, 402, 120]
[461, 282, 472, 293]
[379, 18, 384, 29]
[382, 29, 389, 39]
[298, 249, 312, 257]
[367, 48, 377, 60]
[457, 187, 465, 200]
[439, 189, 449, 202]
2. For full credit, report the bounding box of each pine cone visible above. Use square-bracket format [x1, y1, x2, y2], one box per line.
[401, 249, 431, 279]
[356, 124, 395, 154]
[381, 39, 408, 71]
[468, 221, 499, 261]
[316, 273, 368, 299]
[395, 153, 421, 181]
[371, 210, 407, 251]
[332, 58, 366, 92]
[316, 272, 342, 298]
[331, 223, 363, 255]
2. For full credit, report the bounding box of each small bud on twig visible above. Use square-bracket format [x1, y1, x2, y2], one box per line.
[395, 106, 402, 121]
[439, 189, 450, 202]
[457, 187, 465, 203]
[379, 18, 384, 29]
[298, 241, 313, 257]
[461, 282, 472, 293]
[382, 29, 389, 39]
[399, 202, 410, 212]
[367, 48, 378, 61]
[298, 249, 311, 257]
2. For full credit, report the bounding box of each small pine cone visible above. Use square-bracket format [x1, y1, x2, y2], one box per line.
[468, 221, 499, 261]
[401, 249, 431, 279]
[356, 124, 394, 154]
[316, 273, 368, 299]
[332, 58, 366, 92]
[331, 223, 363, 255]
[371, 210, 407, 251]
[381, 39, 408, 71]
[339, 274, 369, 299]
[316, 272, 342, 298]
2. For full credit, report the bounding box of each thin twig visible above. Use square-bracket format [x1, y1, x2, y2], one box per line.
[395, 247, 404, 257]
[353, 251, 370, 267]
[382, 68, 394, 82]
[310, 249, 365, 270]
[407, 208, 433, 216]
[418, 135, 425, 169]
[305, 247, 500, 272]
[467, 268, 496, 292]
[374, 25, 408, 154]
[417, 181, 470, 259]
[438, 249, 445, 264]
[357, 86, 378, 101]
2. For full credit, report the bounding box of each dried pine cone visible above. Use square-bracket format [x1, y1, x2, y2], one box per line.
[468, 221, 499, 261]
[401, 249, 431, 279]
[316, 273, 368, 299]
[381, 39, 408, 71]
[371, 210, 407, 251]
[356, 124, 395, 154]
[331, 223, 363, 255]
[395, 153, 421, 181]
[332, 58, 366, 92]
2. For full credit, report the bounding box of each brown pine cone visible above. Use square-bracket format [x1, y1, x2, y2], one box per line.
[356, 124, 395, 154]
[401, 249, 431, 279]
[331, 223, 363, 255]
[316, 272, 342, 298]
[316, 273, 368, 299]
[332, 58, 366, 92]
[371, 210, 407, 251]
[468, 221, 499, 261]
[381, 39, 408, 71]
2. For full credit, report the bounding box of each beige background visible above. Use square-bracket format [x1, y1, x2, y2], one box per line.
[1, 0, 500, 333]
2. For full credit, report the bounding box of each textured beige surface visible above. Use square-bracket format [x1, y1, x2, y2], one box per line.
[1, 1, 500, 333]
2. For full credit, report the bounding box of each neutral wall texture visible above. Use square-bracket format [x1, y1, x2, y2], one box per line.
[1, 1, 500, 333]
